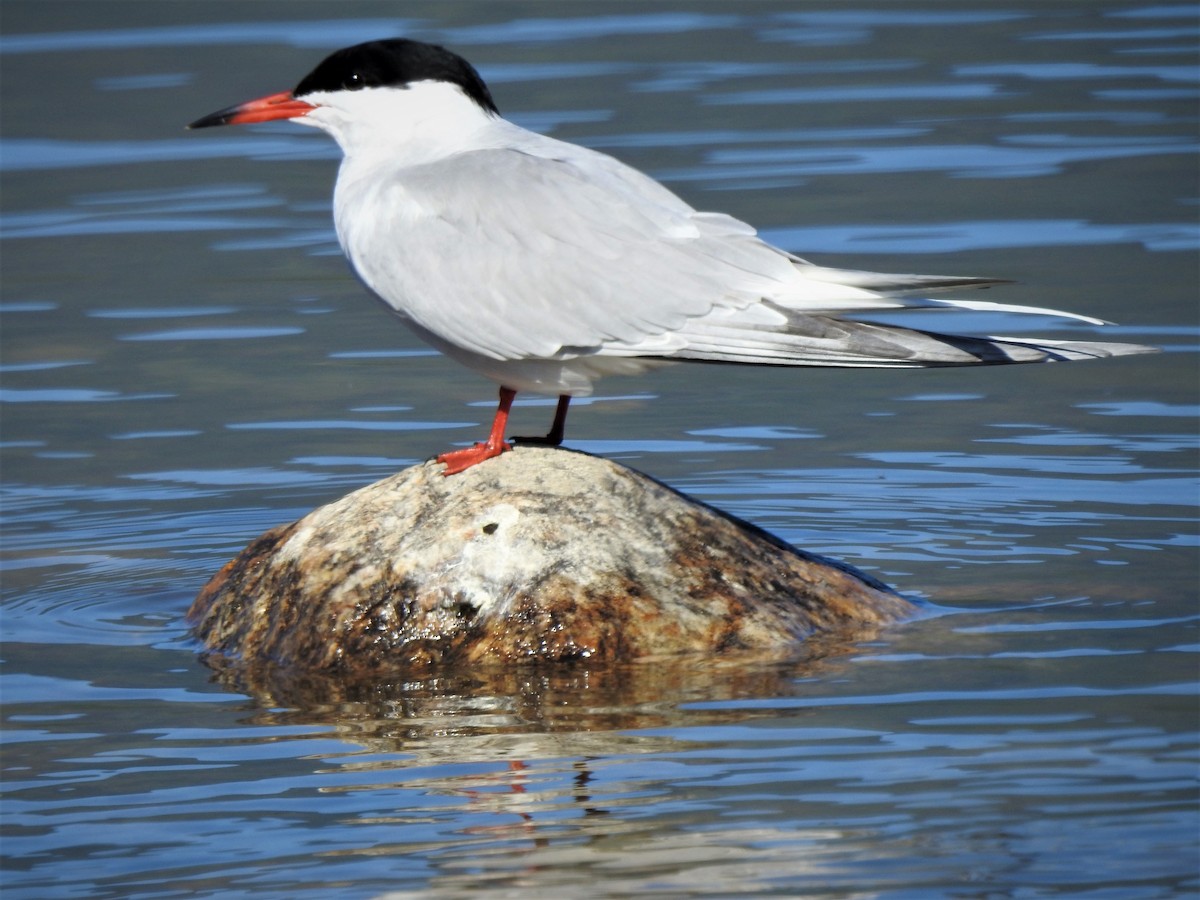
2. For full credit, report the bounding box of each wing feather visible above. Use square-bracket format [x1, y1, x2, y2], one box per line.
[340, 141, 911, 360]
[335, 133, 1154, 375]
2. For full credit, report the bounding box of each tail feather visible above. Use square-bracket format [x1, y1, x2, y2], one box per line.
[898, 297, 1111, 325]
[789, 266, 1110, 324]
[796, 265, 1011, 295]
[655, 264, 1158, 366]
[598, 261, 1158, 368]
[660, 314, 1158, 368]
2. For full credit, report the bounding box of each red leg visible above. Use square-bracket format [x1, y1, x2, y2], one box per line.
[437, 387, 515, 475]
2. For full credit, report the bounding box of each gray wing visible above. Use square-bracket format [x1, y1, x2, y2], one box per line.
[347, 139, 1154, 367]
[347, 142, 941, 359]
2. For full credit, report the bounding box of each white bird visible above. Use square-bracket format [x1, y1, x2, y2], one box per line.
[189, 38, 1155, 474]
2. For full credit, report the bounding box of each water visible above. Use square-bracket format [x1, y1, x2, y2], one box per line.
[2, 2, 1197, 896]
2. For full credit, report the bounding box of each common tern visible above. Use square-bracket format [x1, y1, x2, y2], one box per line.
[189, 38, 1155, 474]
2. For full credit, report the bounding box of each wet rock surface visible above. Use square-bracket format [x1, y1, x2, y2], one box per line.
[189, 448, 918, 676]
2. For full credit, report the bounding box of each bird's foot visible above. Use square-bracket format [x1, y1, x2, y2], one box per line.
[436, 439, 511, 476]
[511, 432, 563, 447]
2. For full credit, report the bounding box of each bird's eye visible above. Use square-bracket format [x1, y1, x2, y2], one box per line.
[346, 71, 364, 90]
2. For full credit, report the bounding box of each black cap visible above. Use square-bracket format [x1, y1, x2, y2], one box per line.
[293, 38, 498, 114]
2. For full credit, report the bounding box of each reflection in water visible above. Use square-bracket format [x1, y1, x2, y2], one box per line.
[214, 630, 863, 740]
[210, 635, 898, 896]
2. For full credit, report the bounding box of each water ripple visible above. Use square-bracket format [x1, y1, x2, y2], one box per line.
[2, 7, 1195, 899]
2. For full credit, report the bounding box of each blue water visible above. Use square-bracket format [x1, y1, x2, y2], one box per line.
[2, 2, 1197, 897]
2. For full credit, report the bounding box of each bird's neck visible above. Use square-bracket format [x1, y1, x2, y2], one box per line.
[307, 82, 502, 168]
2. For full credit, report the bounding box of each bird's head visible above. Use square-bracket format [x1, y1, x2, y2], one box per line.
[188, 38, 499, 152]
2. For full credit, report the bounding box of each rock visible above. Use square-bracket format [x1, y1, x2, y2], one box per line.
[188, 447, 918, 675]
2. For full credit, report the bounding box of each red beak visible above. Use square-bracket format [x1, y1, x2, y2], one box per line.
[188, 90, 316, 129]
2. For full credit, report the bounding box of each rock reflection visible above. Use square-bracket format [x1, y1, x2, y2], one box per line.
[205, 628, 876, 745]
[194, 632, 886, 894]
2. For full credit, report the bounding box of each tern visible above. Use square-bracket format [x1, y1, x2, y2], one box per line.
[189, 38, 1155, 474]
